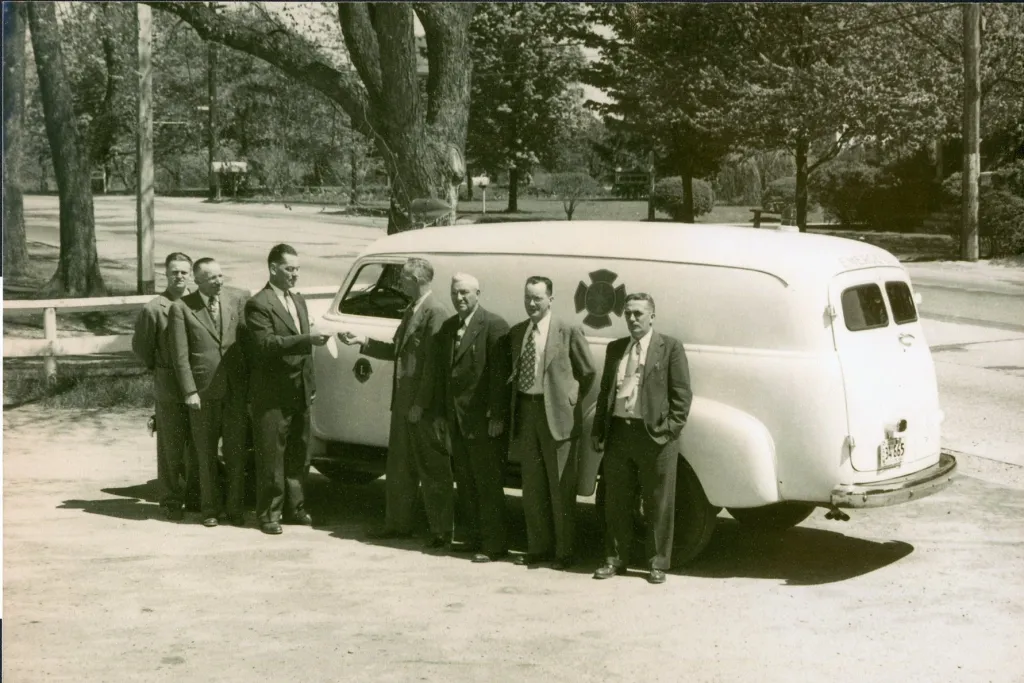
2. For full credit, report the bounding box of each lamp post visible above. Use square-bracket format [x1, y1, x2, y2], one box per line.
[478, 175, 490, 215]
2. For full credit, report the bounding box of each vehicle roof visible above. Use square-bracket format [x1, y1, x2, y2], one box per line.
[361, 221, 903, 286]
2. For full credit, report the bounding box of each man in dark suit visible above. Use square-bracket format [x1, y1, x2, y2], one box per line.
[132, 252, 194, 521]
[245, 244, 330, 535]
[591, 293, 693, 585]
[339, 257, 454, 548]
[508, 276, 596, 570]
[169, 257, 249, 528]
[423, 273, 511, 563]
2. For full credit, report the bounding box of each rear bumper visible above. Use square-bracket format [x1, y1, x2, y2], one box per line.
[831, 450, 957, 509]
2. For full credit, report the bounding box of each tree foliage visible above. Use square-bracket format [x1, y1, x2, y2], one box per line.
[466, 3, 588, 212]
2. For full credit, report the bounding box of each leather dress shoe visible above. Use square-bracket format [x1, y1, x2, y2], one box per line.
[449, 540, 481, 554]
[593, 563, 627, 580]
[166, 507, 185, 522]
[423, 534, 451, 549]
[552, 556, 574, 571]
[513, 553, 552, 566]
[202, 517, 219, 528]
[284, 512, 313, 526]
[261, 522, 283, 535]
[648, 568, 667, 585]
[365, 526, 412, 540]
[472, 551, 508, 564]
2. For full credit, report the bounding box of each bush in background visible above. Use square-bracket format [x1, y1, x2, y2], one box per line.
[810, 162, 881, 228]
[760, 176, 797, 218]
[544, 172, 601, 220]
[940, 173, 1024, 257]
[651, 177, 714, 220]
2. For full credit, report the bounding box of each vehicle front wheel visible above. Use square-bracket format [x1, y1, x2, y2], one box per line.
[313, 462, 380, 485]
[672, 457, 718, 566]
[727, 502, 816, 532]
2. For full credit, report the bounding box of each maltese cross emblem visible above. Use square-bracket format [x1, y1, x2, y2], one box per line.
[574, 269, 627, 329]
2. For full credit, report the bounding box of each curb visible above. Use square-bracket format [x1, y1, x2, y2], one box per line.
[946, 447, 1024, 491]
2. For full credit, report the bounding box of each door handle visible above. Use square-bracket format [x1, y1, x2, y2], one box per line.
[899, 333, 915, 346]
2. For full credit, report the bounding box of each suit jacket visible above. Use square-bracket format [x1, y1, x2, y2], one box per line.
[361, 291, 451, 414]
[132, 291, 184, 404]
[507, 316, 596, 442]
[244, 284, 316, 411]
[169, 288, 248, 401]
[422, 305, 511, 439]
[592, 331, 693, 446]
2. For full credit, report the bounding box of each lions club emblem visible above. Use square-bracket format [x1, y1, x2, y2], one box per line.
[574, 269, 626, 329]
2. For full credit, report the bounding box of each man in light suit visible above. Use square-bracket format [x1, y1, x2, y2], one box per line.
[245, 244, 330, 535]
[339, 257, 454, 548]
[132, 252, 194, 521]
[508, 276, 596, 570]
[591, 293, 693, 585]
[423, 273, 512, 563]
[169, 257, 249, 528]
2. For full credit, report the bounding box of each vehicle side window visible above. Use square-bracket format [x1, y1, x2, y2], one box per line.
[841, 284, 889, 331]
[885, 281, 918, 324]
[337, 262, 410, 320]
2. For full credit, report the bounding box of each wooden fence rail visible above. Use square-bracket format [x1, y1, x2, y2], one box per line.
[3, 285, 339, 382]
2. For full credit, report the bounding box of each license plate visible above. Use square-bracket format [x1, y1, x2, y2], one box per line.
[878, 436, 905, 470]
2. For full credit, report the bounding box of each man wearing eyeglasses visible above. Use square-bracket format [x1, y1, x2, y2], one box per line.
[245, 243, 330, 535]
[591, 292, 692, 585]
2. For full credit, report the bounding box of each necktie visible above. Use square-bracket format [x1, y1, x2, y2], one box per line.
[284, 291, 301, 331]
[453, 318, 467, 361]
[616, 341, 641, 412]
[208, 294, 221, 329]
[517, 324, 538, 392]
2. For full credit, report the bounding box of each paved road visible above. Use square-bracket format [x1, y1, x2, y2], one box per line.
[18, 196, 1024, 467]
[2, 407, 1023, 683]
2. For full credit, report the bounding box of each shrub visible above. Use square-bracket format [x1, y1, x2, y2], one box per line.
[938, 176, 1024, 257]
[761, 176, 796, 218]
[810, 161, 882, 228]
[651, 177, 714, 221]
[544, 172, 601, 220]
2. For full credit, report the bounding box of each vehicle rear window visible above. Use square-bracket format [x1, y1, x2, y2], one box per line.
[336, 262, 409, 320]
[885, 281, 918, 324]
[841, 284, 889, 331]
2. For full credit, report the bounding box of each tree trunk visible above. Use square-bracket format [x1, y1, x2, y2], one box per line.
[466, 165, 473, 201]
[27, 2, 105, 296]
[207, 40, 220, 201]
[3, 2, 30, 276]
[680, 161, 695, 223]
[507, 166, 520, 212]
[795, 136, 809, 232]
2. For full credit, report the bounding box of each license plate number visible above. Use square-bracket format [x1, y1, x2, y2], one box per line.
[879, 437, 905, 470]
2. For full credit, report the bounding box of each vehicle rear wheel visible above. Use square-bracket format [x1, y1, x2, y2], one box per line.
[727, 502, 816, 532]
[313, 462, 380, 485]
[672, 457, 718, 566]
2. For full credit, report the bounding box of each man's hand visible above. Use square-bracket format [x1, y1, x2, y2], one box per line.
[185, 392, 201, 411]
[591, 435, 604, 452]
[310, 334, 331, 346]
[408, 405, 423, 424]
[488, 419, 505, 438]
[337, 331, 364, 346]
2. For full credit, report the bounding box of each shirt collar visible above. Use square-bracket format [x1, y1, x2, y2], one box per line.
[268, 282, 289, 300]
[460, 305, 478, 328]
[630, 328, 654, 357]
[412, 290, 431, 314]
[531, 311, 551, 336]
[198, 290, 211, 307]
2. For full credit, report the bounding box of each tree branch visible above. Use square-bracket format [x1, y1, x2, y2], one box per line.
[336, 3, 383, 104]
[371, 4, 420, 136]
[415, 3, 475, 134]
[145, 2, 376, 139]
[892, 5, 958, 65]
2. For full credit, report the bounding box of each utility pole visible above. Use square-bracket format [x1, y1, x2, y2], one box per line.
[646, 150, 656, 221]
[136, 3, 155, 294]
[960, 3, 980, 261]
[207, 23, 220, 201]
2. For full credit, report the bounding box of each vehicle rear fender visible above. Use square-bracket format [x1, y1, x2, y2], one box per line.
[679, 398, 780, 508]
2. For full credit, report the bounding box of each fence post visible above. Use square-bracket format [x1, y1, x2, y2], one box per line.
[43, 306, 58, 384]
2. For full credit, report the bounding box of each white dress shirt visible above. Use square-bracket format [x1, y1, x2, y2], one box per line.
[269, 282, 301, 331]
[613, 328, 653, 418]
[519, 312, 551, 395]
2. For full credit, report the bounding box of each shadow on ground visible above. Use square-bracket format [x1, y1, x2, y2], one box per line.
[59, 472, 914, 585]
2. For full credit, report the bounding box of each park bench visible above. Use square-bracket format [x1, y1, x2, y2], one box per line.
[749, 207, 783, 228]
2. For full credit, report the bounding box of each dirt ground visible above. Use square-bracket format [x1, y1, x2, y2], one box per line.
[2, 406, 1023, 683]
